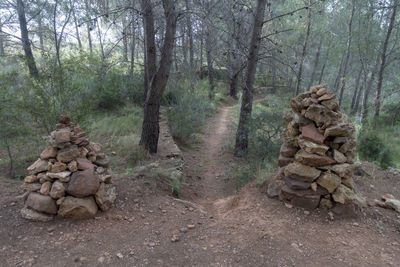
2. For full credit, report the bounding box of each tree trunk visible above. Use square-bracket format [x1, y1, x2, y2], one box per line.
[229, 71, 239, 99]
[72, 7, 82, 49]
[182, 25, 188, 67]
[185, 0, 194, 69]
[361, 59, 379, 125]
[295, 0, 311, 95]
[307, 37, 323, 89]
[271, 50, 277, 93]
[130, 13, 136, 77]
[85, 0, 93, 55]
[16, 0, 39, 78]
[0, 22, 4, 57]
[97, 21, 105, 60]
[4, 137, 15, 179]
[141, 0, 157, 102]
[374, 0, 397, 118]
[333, 55, 345, 93]
[200, 24, 204, 68]
[350, 68, 362, 114]
[353, 80, 363, 115]
[122, 16, 128, 61]
[205, 29, 214, 98]
[338, 0, 355, 107]
[318, 46, 329, 84]
[139, 0, 177, 153]
[37, 15, 44, 55]
[234, 0, 267, 157]
[392, 104, 400, 126]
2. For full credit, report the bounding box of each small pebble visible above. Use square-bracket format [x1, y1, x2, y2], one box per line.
[171, 235, 180, 242]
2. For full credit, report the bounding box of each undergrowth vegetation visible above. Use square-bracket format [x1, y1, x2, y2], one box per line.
[0, 54, 145, 179]
[165, 77, 224, 146]
[356, 123, 399, 169]
[226, 91, 286, 188]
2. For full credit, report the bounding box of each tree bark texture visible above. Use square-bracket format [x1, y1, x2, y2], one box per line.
[205, 28, 215, 98]
[295, 0, 311, 95]
[338, 0, 355, 107]
[17, 0, 39, 78]
[0, 22, 4, 56]
[141, 0, 157, 102]
[229, 71, 239, 99]
[350, 68, 362, 114]
[4, 137, 15, 179]
[140, 0, 177, 153]
[185, 0, 194, 69]
[130, 13, 136, 77]
[374, 0, 397, 118]
[307, 37, 323, 89]
[234, 0, 267, 157]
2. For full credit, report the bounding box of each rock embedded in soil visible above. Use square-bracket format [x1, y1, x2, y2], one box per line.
[332, 184, 356, 204]
[385, 199, 400, 213]
[267, 178, 284, 198]
[319, 198, 333, 209]
[95, 183, 117, 211]
[58, 196, 98, 219]
[20, 207, 53, 222]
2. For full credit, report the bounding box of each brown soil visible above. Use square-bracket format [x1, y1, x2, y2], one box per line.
[1, 104, 400, 266]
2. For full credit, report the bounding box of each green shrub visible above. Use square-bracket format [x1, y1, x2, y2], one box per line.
[248, 102, 283, 162]
[167, 89, 215, 143]
[358, 130, 394, 169]
[165, 77, 217, 144]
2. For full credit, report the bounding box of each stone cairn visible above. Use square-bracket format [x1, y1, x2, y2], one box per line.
[271, 85, 358, 213]
[20, 115, 116, 221]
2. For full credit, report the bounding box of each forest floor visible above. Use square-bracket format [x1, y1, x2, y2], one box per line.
[1, 103, 400, 266]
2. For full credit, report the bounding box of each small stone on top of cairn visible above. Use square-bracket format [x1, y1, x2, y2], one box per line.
[20, 115, 117, 221]
[269, 85, 360, 216]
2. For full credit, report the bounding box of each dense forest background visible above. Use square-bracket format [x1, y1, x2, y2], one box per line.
[1, 0, 399, 182]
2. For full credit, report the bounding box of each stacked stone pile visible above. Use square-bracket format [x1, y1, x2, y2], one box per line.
[273, 85, 358, 212]
[20, 115, 116, 221]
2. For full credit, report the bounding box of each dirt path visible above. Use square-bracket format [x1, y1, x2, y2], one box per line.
[183, 105, 236, 206]
[1, 103, 400, 266]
